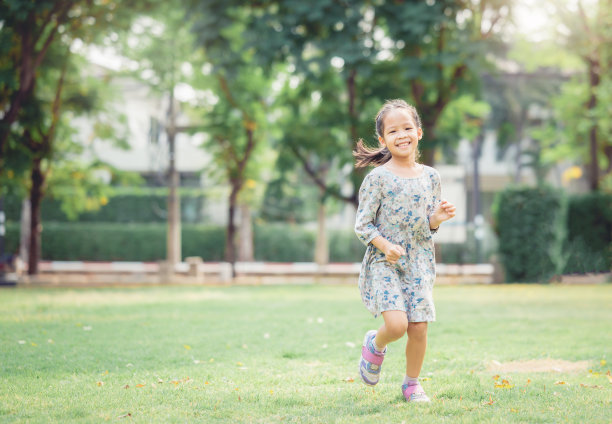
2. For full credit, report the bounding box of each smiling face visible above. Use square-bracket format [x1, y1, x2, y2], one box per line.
[378, 108, 422, 161]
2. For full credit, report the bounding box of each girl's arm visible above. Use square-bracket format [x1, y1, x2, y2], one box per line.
[428, 171, 456, 229]
[354, 173, 405, 264]
[354, 173, 383, 246]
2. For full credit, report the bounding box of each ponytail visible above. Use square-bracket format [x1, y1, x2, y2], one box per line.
[353, 139, 392, 168]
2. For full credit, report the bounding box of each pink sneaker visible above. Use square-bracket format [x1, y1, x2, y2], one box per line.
[402, 382, 430, 402]
[359, 330, 385, 386]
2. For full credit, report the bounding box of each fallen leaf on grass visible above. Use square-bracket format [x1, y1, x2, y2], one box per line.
[184, 345, 191, 350]
[117, 413, 131, 419]
[236, 362, 244, 366]
[420, 377, 431, 381]
[47, 339, 54, 344]
[269, 390, 274, 394]
[580, 383, 603, 389]
[601, 359, 606, 366]
[123, 385, 130, 389]
[486, 395, 494, 405]
[209, 358, 215, 363]
[526, 379, 531, 385]
[30, 342, 37, 347]
[97, 381, 104, 386]
[101, 370, 109, 376]
[136, 383, 146, 388]
[495, 379, 514, 389]
[343, 377, 354, 383]
[492, 375, 500, 381]
[510, 408, 518, 413]
[554, 381, 568, 386]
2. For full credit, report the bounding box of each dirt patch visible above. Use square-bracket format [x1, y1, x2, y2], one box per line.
[487, 359, 590, 373]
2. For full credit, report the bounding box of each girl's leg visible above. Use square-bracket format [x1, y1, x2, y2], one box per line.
[405, 322, 428, 377]
[374, 310, 408, 350]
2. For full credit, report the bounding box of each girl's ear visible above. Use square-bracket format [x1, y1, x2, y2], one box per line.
[417, 127, 423, 140]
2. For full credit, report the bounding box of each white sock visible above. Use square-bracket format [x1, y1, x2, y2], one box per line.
[403, 376, 418, 386]
[372, 337, 385, 353]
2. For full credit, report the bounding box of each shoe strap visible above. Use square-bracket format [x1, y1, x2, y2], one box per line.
[361, 345, 384, 365]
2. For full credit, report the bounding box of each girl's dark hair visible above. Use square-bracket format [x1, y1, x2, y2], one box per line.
[353, 99, 422, 168]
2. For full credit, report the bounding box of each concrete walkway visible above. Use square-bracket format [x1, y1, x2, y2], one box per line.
[12, 260, 497, 286]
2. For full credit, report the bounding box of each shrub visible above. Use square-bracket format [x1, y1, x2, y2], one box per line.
[492, 186, 566, 283]
[564, 192, 612, 273]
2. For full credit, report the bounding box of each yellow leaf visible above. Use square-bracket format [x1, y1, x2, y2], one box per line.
[492, 375, 500, 381]
[600, 359, 606, 366]
[269, 390, 274, 394]
[554, 381, 567, 385]
[209, 358, 215, 363]
[495, 379, 514, 389]
[510, 408, 518, 413]
[101, 370, 109, 376]
[236, 362, 244, 366]
[205, 381, 210, 385]
[184, 345, 191, 350]
[526, 379, 531, 385]
[30, 342, 37, 347]
[136, 383, 146, 388]
[97, 381, 104, 386]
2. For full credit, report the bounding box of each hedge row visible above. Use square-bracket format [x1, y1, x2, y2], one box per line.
[3, 222, 367, 263]
[493, 187, 611, 282]
[564, 192, 612, 274]
[3, 189, 206, 223]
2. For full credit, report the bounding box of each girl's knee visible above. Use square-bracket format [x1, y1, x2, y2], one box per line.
[385, 317, 409, 339]
[407, 322, 428, 341]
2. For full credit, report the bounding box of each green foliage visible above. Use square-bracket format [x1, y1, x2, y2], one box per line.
[564, 192, 612, 274]
[3, 189, 206, 223]
[4, 221, 370, 263]
[492, 186, 567, 283]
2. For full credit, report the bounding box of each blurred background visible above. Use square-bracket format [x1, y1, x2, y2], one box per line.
[0, 0, 610, 283]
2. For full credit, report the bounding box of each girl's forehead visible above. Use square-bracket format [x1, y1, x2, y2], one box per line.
[383, 108, 416, 127]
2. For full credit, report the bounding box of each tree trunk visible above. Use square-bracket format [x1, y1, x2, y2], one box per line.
[237, 202, 254, 262]
[421, 121, 436, 166]
[314, 199, 329, 266]
[225, 181, 240, 277]
[586, 58, 600, 191]
[28, 157, 44, 275]
[166, 91, 181, 270]
[19, 198, 31, 266]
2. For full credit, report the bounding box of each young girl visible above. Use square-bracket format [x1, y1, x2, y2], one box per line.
[353, 99, 456, 402]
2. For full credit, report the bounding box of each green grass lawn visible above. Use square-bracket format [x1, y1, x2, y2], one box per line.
[0, 284, 610, 423]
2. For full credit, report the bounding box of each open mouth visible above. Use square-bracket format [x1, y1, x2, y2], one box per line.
[396, 141, 412, 148]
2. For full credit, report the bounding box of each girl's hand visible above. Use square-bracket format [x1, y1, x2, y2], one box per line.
[383, 243, 406, 264]
[430, 200, 456, 229]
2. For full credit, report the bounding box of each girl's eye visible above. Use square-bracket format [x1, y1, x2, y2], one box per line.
[389, 130, 396, 134]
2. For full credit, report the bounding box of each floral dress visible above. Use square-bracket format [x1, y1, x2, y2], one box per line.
[354, 165, 441, 321]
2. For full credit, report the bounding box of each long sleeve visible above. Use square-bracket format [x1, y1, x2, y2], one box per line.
[427, 169, 441, 234]
[355, 172, 383, 246]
